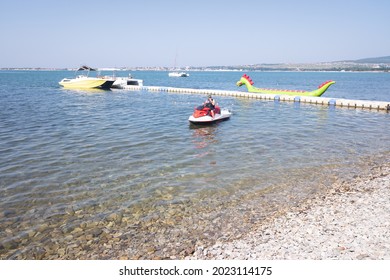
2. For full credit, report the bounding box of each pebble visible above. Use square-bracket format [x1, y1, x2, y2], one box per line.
[90, 228, 103, 238]
[187, 164, 390, 260]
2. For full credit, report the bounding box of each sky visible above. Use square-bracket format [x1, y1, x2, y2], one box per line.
[1, 0, 389, 68]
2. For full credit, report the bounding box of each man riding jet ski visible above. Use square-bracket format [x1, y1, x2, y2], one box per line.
[204, 95, 216, 117]
[188, 95, 232, 124]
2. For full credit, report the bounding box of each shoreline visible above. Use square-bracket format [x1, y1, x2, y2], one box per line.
[187, 162, 390, 260]
[1, 160, 389, 260]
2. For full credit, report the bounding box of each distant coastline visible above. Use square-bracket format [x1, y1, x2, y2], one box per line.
[1, 56, 389, 72]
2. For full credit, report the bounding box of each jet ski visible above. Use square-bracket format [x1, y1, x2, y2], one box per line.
[188, 104, 232, 124]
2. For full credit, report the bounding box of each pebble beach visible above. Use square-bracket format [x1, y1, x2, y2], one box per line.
[187, 162, 390, 260]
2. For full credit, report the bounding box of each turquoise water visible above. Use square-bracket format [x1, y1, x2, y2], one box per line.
[0, 70, 389, 259]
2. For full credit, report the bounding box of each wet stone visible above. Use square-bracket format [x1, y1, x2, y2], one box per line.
[65, 207, 75, 216]
[32, 247, 46, 260]
[90, 228, 103, 237]
[60, 224, 75, 234]
[2, 239, 19, 250]
[57, 248, 66, 257]
[38, 223, 49, 232]
[71, 227, 84, 235]
[2, 209, 17, 218]
[107, 212, 123, 224]
[27, 229, 36, 238]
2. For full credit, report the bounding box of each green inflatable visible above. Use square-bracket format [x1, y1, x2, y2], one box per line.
[236, 74, 335, 97]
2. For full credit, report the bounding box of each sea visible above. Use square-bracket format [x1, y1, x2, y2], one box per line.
[0, 70, 389, 259]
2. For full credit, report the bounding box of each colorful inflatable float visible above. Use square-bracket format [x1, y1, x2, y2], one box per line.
[236, 74, 335, 97]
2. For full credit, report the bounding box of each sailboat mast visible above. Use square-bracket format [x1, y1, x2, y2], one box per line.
[173, 49, 178, 70]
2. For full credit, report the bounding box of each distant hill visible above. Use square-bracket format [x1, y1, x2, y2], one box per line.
[349, 56, 390, 64]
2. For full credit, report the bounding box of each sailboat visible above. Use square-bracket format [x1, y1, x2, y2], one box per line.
[168, 71, 189, 77]
[168, 51, 189, 77]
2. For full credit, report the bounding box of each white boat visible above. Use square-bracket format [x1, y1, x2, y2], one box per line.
[59, 66, 115, 89]
[168, 71, 189, 77]
[168, 52, 189, 77]
[111, 74, 144, 88]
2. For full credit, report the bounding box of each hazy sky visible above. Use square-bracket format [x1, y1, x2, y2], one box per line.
[1, 0, 389, 68]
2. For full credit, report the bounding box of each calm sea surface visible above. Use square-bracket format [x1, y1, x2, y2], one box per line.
[0, 70, 389, 259]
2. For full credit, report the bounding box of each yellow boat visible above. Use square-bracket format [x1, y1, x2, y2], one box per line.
[59, 66, 115, 89]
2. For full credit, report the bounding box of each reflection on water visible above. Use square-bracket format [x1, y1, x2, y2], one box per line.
[191, 125, 218, 152]
[60, 88, 112, 95]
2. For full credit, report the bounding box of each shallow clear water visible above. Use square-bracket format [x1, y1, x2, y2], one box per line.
[0, 70, 389, 259]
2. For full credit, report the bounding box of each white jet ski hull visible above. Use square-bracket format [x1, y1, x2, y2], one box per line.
[188, 109, 232, 124]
